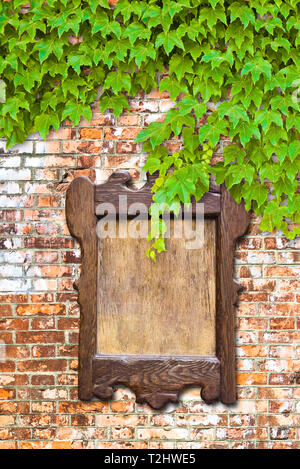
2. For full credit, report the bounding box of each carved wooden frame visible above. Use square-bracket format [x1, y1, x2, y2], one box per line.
[66, 172, 249, 409]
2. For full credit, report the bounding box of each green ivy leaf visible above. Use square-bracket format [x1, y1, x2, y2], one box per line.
[198, 121, 228, 146]
[179, 96, 206, 119]
[34, 35, 64, 62]
[223, 144, 246, 165]
[241, 58, 272, 83]
[260, 201, 289, 230]
[169, 54, 194, 81]
[123, 22, 151, 44]
[165, 170, 196, 203]
[229, 2, 255, 28]
[61, 101, 92, 125]
[34, 112, 60, 139]
[129, 43, 156, 67]
[230, 121, 260, 145]
[243, 181, 268, 210]
[99, 94, 129, 117]
[155, 30, 184, 54]
[198, 7, 227, 30]
[256, 110, 283, 132]
[159, 77, 189, 101]
[142, 157, 161, 174]
[135, 122, 172, 148]
[104, 71, 131, 93]
[218, 102, 249, 128]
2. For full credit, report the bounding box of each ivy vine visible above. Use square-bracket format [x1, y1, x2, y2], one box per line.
[0, 0, 299, 259]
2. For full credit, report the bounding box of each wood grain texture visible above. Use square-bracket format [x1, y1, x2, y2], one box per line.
[97, 219, 216, 356]
[66, 177, 98, 400]
[216, 184, 250, 404]
[65, 173, 250, 408]
[93, 355, 220, 409]
[95, 171, 221, 216]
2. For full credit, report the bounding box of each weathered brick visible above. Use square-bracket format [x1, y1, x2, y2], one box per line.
[16, 331, 65, 344]
[79, 128, 103, 139]
[0, 90, 298, 450]
[17, 359, 67, 372]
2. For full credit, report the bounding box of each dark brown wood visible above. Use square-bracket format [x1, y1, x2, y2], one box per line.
[66, 177, 98, 400]
[216, 184, 250, 404]
[95, 171, 221, 216]
[93, 355, 220, 409]
[65, 172, 250, 409]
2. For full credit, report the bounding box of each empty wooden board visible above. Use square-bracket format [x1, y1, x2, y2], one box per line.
[66, 171, 250, 408]
[97, 218, 216, 357]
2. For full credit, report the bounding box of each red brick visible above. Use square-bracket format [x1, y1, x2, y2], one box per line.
[236, 373, 267, 385]
[0, 294, 28, 304]
[32, 345, 56, 357]
[16, 331, 65, 344]
[31, 318, 55, 330]
[17, 360, 67, 372]
[0, 389, 15, 400]
[79, 128, 102, 139]
[16, 304, 65, 317]
[237, 238, 262, 250]
[0, 305, 13, 317]
[57, 318, 79, 330]
[117, 115, 141, 126]
[4, 345, 30, 358]
[265, 266, 299, 277]
[270, 318, 295, 330]
[116, 142, 140, 153]
[59, 401, 109, 413]
[30, 293, 55, 303]
[31, 375, 55, 386]
[0, 318, 29, 331]
[24, 237, 74, 249]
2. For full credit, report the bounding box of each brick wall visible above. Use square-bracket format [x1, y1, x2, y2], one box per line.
[0, 92, 299, 449]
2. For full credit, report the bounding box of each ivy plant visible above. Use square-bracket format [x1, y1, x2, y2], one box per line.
[0, 0, 299, 259]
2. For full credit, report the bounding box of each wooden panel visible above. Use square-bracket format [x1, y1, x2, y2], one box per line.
[66, 177, 98, 400]
[97, 219, 216, 357]
[94, 171, 221, 216]
[216, 184, 250, 404]
[93, 355, 220, 409]
[65, 174, 250, 408]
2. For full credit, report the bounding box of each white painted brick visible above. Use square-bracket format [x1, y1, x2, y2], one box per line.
[34, 169, 57, 180]
[0, 168, 31, 180]
[24, 157, 45, 167]
[35, 141, 46, 154]
[25, 266, 42, 277]
[0, 238, 22, 249]
[24, 182, 50, 194]
[32, 279, 57, 291]
[0, 195, 30, 208]
[0, 140, 33, 154]
[0, 156, 21, 167]
[0, 278, 31, 292]
[0, 182, 21, 194]
[159, 99, 176, 112]
[0, 265, 22, 277]
[286, 237, 300, 249]
[0, 251, 31, 264]
[144, 113, 165, 125]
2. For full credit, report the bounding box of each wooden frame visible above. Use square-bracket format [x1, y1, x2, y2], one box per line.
[66, 172, 249, 409]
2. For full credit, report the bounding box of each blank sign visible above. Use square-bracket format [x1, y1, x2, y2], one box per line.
[97, 219, 216, 357]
